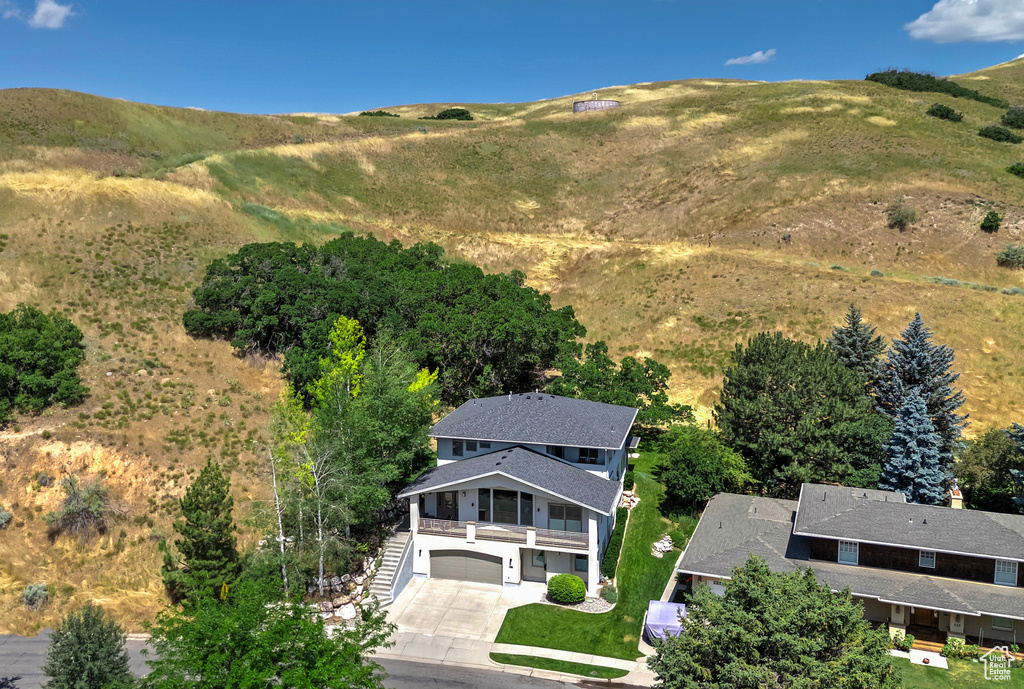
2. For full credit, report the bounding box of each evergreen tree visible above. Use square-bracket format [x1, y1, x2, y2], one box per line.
[1006, 423, 1024, 509]
[828, 303, 886, 392]
[161, 459, 240, 602]
[715, 332, 890, 497]
[876, 313, 967, 472]
[42, 603, 135, 689]
[880, 386, 947, 504]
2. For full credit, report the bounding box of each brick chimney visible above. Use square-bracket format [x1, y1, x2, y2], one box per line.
[949, 487, 963, 509]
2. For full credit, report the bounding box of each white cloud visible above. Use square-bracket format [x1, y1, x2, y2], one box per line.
[906, 0, 1024, 43]
[725, 48, 776, 66]
[0, 0, 23, 19]
[27, 0, 72, 28]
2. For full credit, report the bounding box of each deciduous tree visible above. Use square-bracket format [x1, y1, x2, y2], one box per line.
[955, 428, 1024, 513]
[42, 603, 135, 689]
[655, 425, 750, 511]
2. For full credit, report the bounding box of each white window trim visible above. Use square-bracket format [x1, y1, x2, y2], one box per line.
[838, 540, 859, 565]
[995, 559, 1018, 587]
[919, 550, 936, 569]
[993, 616, 1015, 632]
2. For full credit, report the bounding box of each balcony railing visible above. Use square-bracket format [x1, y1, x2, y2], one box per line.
[417, 518, 589, 550]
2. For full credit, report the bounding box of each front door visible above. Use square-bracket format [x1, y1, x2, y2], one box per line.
[913, 607, 937, 628]
[437, 491, 459, 521]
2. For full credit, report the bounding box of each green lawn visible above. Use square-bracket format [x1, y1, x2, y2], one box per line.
[489, 653, 628, 680]
[894, 657, 1024, 688]
[494, 453, 695, 660]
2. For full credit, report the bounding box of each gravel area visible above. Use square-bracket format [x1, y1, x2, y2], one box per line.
[539, 593, 614, 613]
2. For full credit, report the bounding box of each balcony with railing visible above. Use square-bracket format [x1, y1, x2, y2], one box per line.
[417, 518, 589, 550]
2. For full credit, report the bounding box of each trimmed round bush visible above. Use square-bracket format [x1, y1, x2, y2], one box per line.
[547, 573, 586, 604]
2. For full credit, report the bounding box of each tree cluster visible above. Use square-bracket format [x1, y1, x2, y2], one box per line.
[649, 556, 900, 689]
[0, 304, 88, 423]
[655, 425, 750, 511]
[865, 70, 1007, 108]
[183, 235, 584, 405]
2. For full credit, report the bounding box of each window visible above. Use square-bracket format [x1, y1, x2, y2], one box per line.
[578, 447, 599, 464]
[478, 488, 491, 522]
[494, 489, 518, 524]
[419, 494, 427, 518]
[520, 492, 533, 527]
[546, 445, 565, 459]
[549, 504, 583, 532]
[993, 616, 1015, 631]
[480, 441, 491, 450]
[919, 551, 936, 569]
[838, 541, 859, 565]
[995, 560, 1018, 586]
[532, 550, 545, 568]
[574, 555, 588, 573]
[452, 440, 463, 457]
[467, 440, 477, 452]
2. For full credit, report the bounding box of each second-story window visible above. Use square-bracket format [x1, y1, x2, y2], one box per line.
[452, 440, 464, 457]
[838, 540, 859, 565]
[578, 448, 599, 464]
[995, 559, 1018, 586]
[480, 441, 491, 449]
[919, 551, 936, 568]
[546, 445, 565, 459]
[467, 441, 477, 452]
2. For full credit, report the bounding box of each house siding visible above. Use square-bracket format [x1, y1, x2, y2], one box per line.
[436, 437, 621, 479]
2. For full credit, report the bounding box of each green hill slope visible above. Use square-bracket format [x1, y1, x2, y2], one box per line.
[2, 64, 1024, 630]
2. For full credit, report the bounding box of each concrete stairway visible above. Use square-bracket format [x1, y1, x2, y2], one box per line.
[368, 529, 411, 608]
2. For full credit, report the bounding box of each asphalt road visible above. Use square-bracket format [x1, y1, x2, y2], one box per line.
[0, 631, 627, 689]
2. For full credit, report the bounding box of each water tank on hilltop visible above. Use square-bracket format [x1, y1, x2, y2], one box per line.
[572, 99, 620, 114]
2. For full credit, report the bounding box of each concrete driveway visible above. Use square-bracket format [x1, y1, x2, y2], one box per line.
[386, 577, 545, 642]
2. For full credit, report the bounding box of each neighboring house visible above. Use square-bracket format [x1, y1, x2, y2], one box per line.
[678, 484, 1024, 644]
[397, 392, 639, 593]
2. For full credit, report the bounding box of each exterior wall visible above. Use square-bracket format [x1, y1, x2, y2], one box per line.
[435, 437, 618, 479]
[694, 574, 726, 596]
[965, 614, 1020, 644]
[857, 598, 892, 624]
[809, 537, 1019, 587]
[412, 533, 523, 586]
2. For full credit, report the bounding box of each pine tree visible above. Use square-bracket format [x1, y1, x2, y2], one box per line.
[876, 313, 967, 472]
[161, 459, 240, 602]
[880, 386, 947, 504]
[827, 303, 886, 393]
[42, 603, 135, 689]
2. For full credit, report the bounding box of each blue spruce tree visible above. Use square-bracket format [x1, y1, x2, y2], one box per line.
[828, 303, 886, 393]
[880, 385, 947, 504]
[876, 313, 967, 473]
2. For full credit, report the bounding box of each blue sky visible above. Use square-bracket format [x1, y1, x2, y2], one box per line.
[2, 0, 1024, 114]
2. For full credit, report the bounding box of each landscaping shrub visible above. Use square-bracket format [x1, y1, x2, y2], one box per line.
[429, 107, 473, 121]
[1009, 163, 1024, 178]
[926, 103, 962, 122]
[998, 244, 1024, 269]
[887, 199, 918, 230]
[982, 210, 1002, 233]
[941, 636, 981, 659]
[0, 506, 11, 529]
[599, 583, 618, 604]
[359, 110, 400, 117]
[623, 470, 635, 491]
[979, 125, 1024, 143]
[23, 583, 48, 610]
[891, 632, 914, 652]
[865, 70, 1007, 107]
[600, 507, 628, 579]
[870, 270, 884, 277]
[668, 529, 686, 549]
[1003, 106, 1024, 128]
[547, 573, 586, 604]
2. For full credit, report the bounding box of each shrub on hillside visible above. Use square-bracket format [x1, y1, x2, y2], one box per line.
[547, 573, 586, 604]
[419, 107, 473, 121]
[1009, 163, 1024, 178]
[870, 270, 884, 277]
[865, 70, 1007, 107]
[0, 304, 88, 424]
[0, 507, 11, 529]
[44, 476, 112, 543]
[998, 244, 1024, 269]
[23, 583, 48, 610]
[887, 199, 918, 230]
[600, 507, 628, 579]
[981, 210, 1002, 233]
[926, 103, 963, 122]
[359, 110, 400, 118]
[979, 125, 1024, 143]
[1003, 106, 1024, 128]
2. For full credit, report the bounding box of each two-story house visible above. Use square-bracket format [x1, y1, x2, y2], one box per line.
[397, 392, 639, 593]
[678, 484, 1024, 644]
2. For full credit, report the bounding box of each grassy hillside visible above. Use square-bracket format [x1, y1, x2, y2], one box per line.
[2, 64, 1024, 630]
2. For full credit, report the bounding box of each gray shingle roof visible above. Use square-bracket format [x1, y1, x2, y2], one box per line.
[429, 393, 638, 450]
[793, 484, 1024, 561]
[678, 492, 1024, 620]
[397, 445, 621, 515]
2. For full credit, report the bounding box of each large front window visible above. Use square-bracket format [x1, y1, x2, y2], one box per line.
[838, 541, 859, 565]
[578, 447, 599, 464]
[549, 504, 583, 532]
[494, 490, 519, 524]
[993, 616, 1015, 631]
[996, 560, 1018, 586]
[478, 488, 490, 522]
